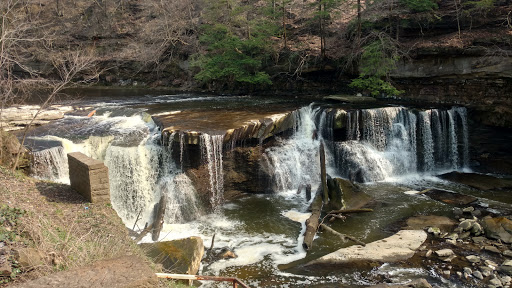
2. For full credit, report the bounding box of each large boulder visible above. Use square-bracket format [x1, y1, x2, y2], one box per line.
[481, 216, 512, 243]
[305, 230, 427, 266]
[140, 236, 204, 274]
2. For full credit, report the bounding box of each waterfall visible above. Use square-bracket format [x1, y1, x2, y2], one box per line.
[335, 106, 469, 182]
[262, 106, 321, 193]
[201, 134, 225, 210]
[30, 146, 69, 183]
[28, 113, 202, 228]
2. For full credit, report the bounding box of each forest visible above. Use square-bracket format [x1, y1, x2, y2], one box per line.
[1, 0, 510, 97]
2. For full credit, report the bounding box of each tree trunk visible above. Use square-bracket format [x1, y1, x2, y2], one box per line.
[319, 224, 366, 246]
[320, 142, 328, 204]
[152, 195, 167, 241]
[303, 188, 323, 250]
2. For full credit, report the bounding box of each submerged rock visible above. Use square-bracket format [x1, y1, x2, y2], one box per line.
[438, 172, 512, 191]
[421, 189, 477, 206]
[365, 278, 432, 288]
[326, 177, 373, 211]
[405, 215, 456, 232]
[305, 230, 427, 266]
[139, 236, 204, 274]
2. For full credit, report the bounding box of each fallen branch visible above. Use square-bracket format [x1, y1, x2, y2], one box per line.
[134, 222, 154, 243]
[303, 188, 323, 251]
[319, 224, 366, 246]
[328, 214, 346, 222]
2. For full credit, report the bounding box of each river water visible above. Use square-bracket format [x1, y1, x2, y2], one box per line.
[24, 90, 512, 287]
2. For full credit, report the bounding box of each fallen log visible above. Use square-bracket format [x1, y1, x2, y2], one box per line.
[303, 188, 323, 250]
[134, 222, 154, 243]
[320, 142, 328, 204]
[328, 214, 346, 222]
[327, 208, 373, 215]
[319, 224, 366, 246]
[152, 195, 167, 241]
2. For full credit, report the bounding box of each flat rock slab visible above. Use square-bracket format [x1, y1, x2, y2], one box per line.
[306, 230, 427, 266]
[422, 189, 478, 206]
[11, 256, 157, 288]
[404, 215, 457, 232]
[438, 172, 512, 191]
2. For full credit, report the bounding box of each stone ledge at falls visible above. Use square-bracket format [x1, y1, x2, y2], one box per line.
[305, 230, 428, 266]
[152, 107, 348, 146]
[153, 110, 298, 145]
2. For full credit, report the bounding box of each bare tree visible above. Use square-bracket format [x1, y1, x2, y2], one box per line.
[12, 48, 100, 170]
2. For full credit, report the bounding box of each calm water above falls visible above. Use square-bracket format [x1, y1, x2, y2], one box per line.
[25, 93, 510, 287]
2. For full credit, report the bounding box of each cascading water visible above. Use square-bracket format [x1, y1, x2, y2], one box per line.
[27, 112, 202, 228]
[200, 134, 225, 210]
[262, 105, 322, 193]
[336, 106, 469, 182]
[30, 146, 69, 183]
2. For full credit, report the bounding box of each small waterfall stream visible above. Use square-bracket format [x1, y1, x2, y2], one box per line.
[201, 134, 225, 211]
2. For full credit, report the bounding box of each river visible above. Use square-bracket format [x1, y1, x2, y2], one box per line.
[23, 90, 512, 287]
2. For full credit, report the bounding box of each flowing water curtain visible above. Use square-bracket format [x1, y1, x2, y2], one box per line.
[159, 132, 201, 223]
[334, 106, 469, 182]
[105, 136, 161, 227]
[200, 134, 225, 211]
[30, 146, 69, 183]
[262, 106, 321, 193]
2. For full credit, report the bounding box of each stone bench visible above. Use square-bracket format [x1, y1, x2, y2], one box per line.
[68, 152, 110, 203]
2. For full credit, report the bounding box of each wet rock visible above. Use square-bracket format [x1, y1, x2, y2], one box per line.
[466, 255, 481, 263]
[489, 276, 503, 287]
[481, 266, 494, 277]
[366, 278, 432, 288]
[472, 210, 482, 217]
[463, 207, 475, 213]
[459, 219, 474, 231]
[499, 260, 512, 276]
[406, 216, 456, 232]
[445, 233, 458, 241]
[471, 222, 484, 235]
[443, 255, 457, 262]
[435, 249, 455, 257]
[484, 246, 502, 254]
[217, 248, 237, 259]
[139, 236, 204, 274]
[460, 232, 471, 239]
[446, 239, 457, 246]
[473, 236, 487, 244]
[442, 270, 451, 277]
[485, 259, 499, 269]
[501, 276, 512, 286]
[481, 217, 512, 243]
[473, 270, 484, 280]
[306, 230, 427, 266]
[503, 250, 512, 258]
[463, 267, 473, 278]
[422, 189, 478, 206]
[427, 227, 441, 236]
[425, 250, 433, 257]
